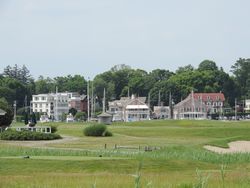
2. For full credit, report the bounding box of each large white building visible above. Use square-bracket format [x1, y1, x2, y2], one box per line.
[31, 92, 79, 121]
[245, 99, 250, 112]
[108, 95, 150, 122]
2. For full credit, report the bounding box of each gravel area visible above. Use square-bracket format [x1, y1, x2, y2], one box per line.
[2, 135, 80, 148]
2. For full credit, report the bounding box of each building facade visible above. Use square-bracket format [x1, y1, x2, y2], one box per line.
[174, 92, 225, 120]
[153, 106, 170, 119]
[245, 99, 250, 112]
[69, 95, 88, 112]
[108, 95, 150, 122]
[31, 92, 82, 121]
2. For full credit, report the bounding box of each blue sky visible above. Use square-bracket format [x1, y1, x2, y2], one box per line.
[0, 0, 249, 79]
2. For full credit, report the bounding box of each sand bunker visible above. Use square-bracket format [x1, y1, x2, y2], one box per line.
[204, 141, 250, 154]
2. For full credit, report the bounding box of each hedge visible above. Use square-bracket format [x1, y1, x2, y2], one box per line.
[0, 130, 62, 141]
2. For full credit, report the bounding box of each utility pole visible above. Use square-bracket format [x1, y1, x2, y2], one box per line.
[169, 92, 173, 119]
[55, 87, 58, 121]
[235, 98, 237, 121]
[91, 81, 94, 120]
[158, 91, 161, 106]
[13, 100, 17, 123]
[147, 92, 150, 109]
[148, 92, 151, 119]
[103, 88, 106, 113]
[93, 95, 96, 117]
[24, 95, 27, 113]
[87, 78, 90, 122]
[191, 90, 195, 119]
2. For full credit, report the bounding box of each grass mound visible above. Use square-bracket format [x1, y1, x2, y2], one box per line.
[83, 124, 112, 137]
[0, 129, 62, 141]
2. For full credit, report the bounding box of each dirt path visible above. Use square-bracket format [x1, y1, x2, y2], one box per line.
[204, 141, 250, 154]
[2, 135, 80, 148]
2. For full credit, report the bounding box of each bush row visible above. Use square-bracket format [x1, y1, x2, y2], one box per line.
[84, 124, 112, 137]
[0, 130, 61, 141]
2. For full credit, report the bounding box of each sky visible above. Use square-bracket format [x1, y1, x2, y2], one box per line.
[0, 0, 250, 79]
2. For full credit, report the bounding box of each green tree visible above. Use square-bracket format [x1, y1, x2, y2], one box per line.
[0, 77, 28, 108]
[54, 75, 87, 94]
[110, 64, 131, 72]
[69, 108, 77, 117]
[75, 112, 86, 121]
[0, 86, 15, 104]
[24, 112, 29, 125]
[3, 64, 33, 84]
[176, 64, 194, 74]
[31, 112, 37, 126]
[231, 58, 250, 98]
[128, 69, 148, 96]
[35, 76, 55, 94]
[93, 72, 116, 102]
[0, 98, 14, 128]
[198, 60, 218, 71]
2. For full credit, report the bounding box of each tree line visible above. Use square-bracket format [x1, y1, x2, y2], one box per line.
[0, 58, 250, 115]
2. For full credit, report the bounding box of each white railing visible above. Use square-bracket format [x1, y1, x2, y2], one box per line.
[14, 126, 51, 133]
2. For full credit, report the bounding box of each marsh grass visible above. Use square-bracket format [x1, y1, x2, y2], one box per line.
[1, 120, 250, 187]
[220, 164, 227, 188]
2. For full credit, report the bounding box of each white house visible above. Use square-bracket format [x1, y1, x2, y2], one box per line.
[245, 99, 250, 112]
[108, 95, 150, 122]
[174, 92, 225, 120]
[153, 106, 170, 119]
[31, 92, 79, 121]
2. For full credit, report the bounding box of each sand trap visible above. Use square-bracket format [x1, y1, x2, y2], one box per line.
[204, 141, 250, 154]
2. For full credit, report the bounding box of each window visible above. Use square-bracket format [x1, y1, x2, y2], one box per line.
[39, 104, 42, 108]
[35, 97, 38, 101]
[35, 104, 37, 108]
[42, 97, 46, 100]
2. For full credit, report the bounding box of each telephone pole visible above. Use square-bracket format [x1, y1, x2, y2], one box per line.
[87, 78, 90, 122]
[13, 100, 17, 123]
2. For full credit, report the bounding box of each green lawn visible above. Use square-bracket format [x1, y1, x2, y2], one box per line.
[0, 120, 250, 187]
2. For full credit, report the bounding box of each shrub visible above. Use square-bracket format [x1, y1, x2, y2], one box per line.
[104, 130, 113, 137]
[50, 125, 58, 133]
[16, 115, 24, 122]
[0, 129, 61, 141]
[75, 112, 86, 121]
[84, 124, 112, 137]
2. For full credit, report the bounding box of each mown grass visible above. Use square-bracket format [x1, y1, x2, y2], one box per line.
[1, 120, 250, 187]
